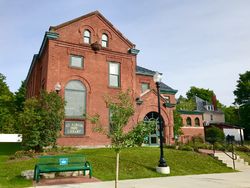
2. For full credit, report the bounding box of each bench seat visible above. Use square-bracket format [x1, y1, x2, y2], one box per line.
[33, 154, 92, 182]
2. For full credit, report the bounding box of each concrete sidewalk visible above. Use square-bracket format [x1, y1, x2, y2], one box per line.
[34, 169, 250, 188]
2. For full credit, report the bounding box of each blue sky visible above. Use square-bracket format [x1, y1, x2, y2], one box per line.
[0, 0, 249, 106]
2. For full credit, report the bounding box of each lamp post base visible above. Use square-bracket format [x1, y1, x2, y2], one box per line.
[156, 166, 170, 174]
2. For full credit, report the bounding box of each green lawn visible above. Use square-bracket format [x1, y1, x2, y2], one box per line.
[76, 147, 234, 180]
[237, 151, 250, 164]
[0, 145, 235, 188]
[0, 143, 34, 188]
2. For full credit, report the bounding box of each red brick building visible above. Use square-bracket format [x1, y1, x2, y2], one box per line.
[26, 11, 177, 147]
[178, 110, 204, 143]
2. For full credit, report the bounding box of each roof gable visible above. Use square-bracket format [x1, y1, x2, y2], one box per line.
[49, 11, 134, 47]
[136, 65, 178, 94]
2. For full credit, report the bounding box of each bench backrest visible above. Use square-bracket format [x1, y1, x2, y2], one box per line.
[38, 154, 87, 166]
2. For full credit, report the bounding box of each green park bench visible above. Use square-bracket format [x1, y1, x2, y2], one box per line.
[33, 154, 92, 183]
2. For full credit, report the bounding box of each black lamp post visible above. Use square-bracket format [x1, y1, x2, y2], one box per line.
[153, 72, 167, 168]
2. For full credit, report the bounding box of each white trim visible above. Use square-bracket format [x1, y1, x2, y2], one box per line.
[0, 134, 22, 142]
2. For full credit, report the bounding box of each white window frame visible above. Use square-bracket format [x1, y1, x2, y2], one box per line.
[83, 30, 91, 44]
[108, 62, 120, 88]
[141, 83, 150, 93]
[102, 33, 108, 47]
[69, 55, 83, 69]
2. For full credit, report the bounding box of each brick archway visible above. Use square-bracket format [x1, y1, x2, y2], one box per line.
[143, 111, 164, 145]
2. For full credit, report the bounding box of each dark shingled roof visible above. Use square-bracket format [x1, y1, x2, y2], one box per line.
[136, 65, 178, 94]
[160, 82, 176, 92]
[136, 65, 156, 76]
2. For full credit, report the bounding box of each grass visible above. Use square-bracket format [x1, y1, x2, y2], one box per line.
[76, 147, 234, 181]
[236, 150, 250, 164]
[0, 143, 34, 188]
[0, 144, 235, 188]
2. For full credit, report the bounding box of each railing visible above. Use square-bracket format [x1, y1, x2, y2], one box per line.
[212, 136, 237, 170]
[221, 142, 237, 170]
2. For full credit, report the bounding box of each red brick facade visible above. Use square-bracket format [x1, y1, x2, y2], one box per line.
[179, 111, 204, 143]
[26, 11, 177, 146]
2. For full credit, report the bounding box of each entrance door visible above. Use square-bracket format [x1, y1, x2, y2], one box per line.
[143, 112, 164, 145]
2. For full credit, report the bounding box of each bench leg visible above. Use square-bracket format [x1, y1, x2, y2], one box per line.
[33, 165, 40, 183]
[89, 169, 92, 178]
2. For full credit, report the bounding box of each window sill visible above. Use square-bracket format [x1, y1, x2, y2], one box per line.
[65, 117, 85, 120]
[60, 134, 89, 138]
[108, 86, 121, 90]
[68, 66, 84, 70]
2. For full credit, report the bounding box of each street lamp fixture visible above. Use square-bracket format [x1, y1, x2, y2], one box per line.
[54, 82, 61, 94]
[154, 72, 170, 174]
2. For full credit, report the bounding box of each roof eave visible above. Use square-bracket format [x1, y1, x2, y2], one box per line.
[160, 89, 178, 95]
[25, 31, 59, 83]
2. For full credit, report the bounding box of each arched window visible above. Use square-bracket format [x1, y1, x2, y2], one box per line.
[65, 80, 86, 117]
[143, 111, 164, 145]
[83, 30, 91, 44]
[195, 118, 200, 126]
[186, 117, 192, 126]
[102, 33, 108, 47]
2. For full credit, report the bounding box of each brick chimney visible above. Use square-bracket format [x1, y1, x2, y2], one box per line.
[212, 94, 217, 111]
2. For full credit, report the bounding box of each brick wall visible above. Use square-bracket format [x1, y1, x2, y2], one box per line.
[26, 11, 176, 146]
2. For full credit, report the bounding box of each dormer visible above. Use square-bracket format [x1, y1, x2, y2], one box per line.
[205, 104, 214, 111]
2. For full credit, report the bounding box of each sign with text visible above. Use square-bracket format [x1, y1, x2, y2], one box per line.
[64, 121, 84, 135]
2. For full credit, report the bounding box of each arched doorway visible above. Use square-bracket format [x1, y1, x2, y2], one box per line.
[143, 111, 165, 145]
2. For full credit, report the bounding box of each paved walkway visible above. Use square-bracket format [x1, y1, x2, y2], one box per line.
[35, 169, 250, 188]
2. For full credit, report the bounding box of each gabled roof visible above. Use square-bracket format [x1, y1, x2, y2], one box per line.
[136, 65, 156, 76]
[49, 11, 134, 47]
[140, 89, 166, 103]
[195, 96, 223, 113]
[136, 65, 178, 94]
[159, 82, 178, 94]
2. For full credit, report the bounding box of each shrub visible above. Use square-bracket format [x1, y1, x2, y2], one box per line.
[213, 142, 225, 151]
[18, 91, 65, 152]
[178, 145, 193, 151]
[9, 150, 35, 160]
[205, 126, 225, 144]
[191, 135, 204, 144]
[164, 144, 177, 149]
[236, 146, 250, 152]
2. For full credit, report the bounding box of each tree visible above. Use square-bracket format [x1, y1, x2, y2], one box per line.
[233, 71, 250, 105]
[222, 106, 239, 125]
[176, 95, 196, 111]
[0, 73, 16, 133]
[173, 110, 183, 140]
[238, 104, 250, 139]
[186, 86, 214, 102]
[89, 91, 154, 188]
[19, 91, 65, 152]
[233, 71, 250, 139]
[186, 86, 223, 108]
[14, 81, 26, 112]
[205, 126, 225, 145]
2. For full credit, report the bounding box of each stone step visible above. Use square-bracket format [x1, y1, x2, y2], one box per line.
[214, 152, 250, 171]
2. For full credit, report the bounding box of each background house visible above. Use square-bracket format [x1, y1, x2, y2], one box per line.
[178, 95, 244, 143]
[178, 95, 224, 143]
[25, 11, 177, 147]
[195, 96, 225, 125]
[178, 110, 204, 143]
